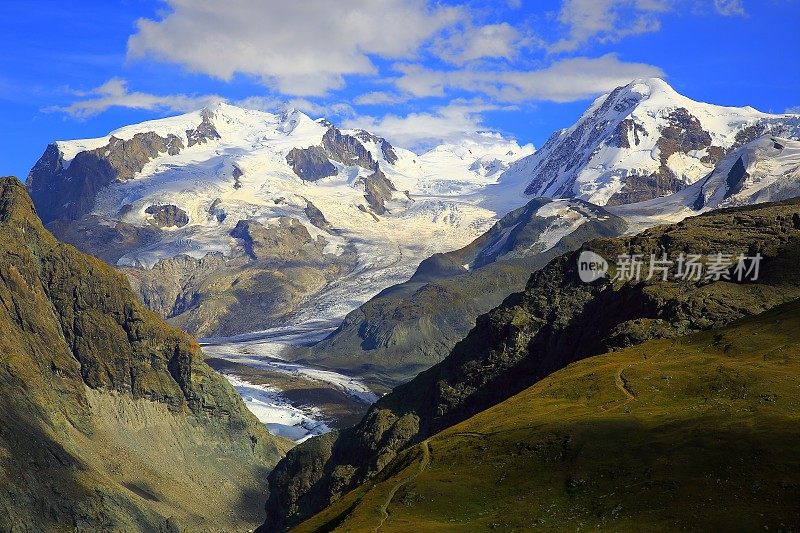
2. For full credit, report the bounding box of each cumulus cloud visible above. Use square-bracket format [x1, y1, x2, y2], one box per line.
[714, 0, 746, 16]
[549, 0, 671, 53]
[393, 54, 665, 103]
[354, 91, 411, 106]
[342, 99, 505, 151]
[127, 0, 463, 96]
[435, 22, 528, 64]
[45, 78, 223, 118]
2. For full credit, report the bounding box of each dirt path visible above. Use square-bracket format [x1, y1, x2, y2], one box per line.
[601, 365, 636, 412]
[374, 439, 431, 532]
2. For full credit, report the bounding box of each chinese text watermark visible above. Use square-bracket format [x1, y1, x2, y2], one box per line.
[578, 251, 762, 283]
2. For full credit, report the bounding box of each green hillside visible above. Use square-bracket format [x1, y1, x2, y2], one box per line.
[294, 300, 800, 532]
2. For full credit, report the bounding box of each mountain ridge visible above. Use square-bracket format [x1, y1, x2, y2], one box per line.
[261, 197, 800, 530]
[0, 176, 287, 532]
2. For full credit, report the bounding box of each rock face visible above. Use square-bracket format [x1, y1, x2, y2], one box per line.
[297, 198, 627, 386]
[505, 78, 800, 206]
[262, 198, 800, 530]
[0, 177, 286, 532]
[354, 129, 399, 164]
[185, 108, 221, 147]
[145, 204, 190, 228]
[322, 127, 376, 170]
[358, 166, 396, 215]
[285, 146, 337, 181]
[27, 133, 183, 224]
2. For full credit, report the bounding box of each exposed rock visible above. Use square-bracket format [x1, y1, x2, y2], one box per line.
[607, 108, 712, 205]
[322, 127, 376, 170]
[232, 165, 244, 189]
[286, 146, 337, 181]
[354, 129, 399, 165]
[185, 108, 221, 147]
[304, 199, 331, 231]
[613, 118, 648, 148]
[27, 132, 184, 224]
[145, 204, 190, 228]
[208, 198, 226, 222]
[231, 217, 323, 261]
[358, 166, 396, 215]
[263, 198, 800, 530]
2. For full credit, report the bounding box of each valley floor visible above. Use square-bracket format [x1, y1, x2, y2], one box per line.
[201, 324, 380, 442]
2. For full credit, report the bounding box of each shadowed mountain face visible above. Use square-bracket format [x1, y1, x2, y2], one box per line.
[0, 177, 287, 532]
[291, 299, 800, 532]
[261, 198, 800, 530]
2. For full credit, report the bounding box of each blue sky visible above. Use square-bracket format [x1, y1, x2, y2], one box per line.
[1, 0, 799, 181]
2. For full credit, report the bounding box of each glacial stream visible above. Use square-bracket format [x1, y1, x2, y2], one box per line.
[200, 322, 378, 443]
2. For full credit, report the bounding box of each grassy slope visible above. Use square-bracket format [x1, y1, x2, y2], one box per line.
[295, 300, 800, 532]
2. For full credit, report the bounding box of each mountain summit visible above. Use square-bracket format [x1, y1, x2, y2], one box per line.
[505, 78, 800, 206]
[25, 104, 534, 336]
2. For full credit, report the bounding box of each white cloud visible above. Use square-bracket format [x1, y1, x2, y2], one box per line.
[235, 96, 356, 119]
[549, 0, 671, 53]
[786, 106, 800, 115]
[45, 78, 223, 118]
[435, 23, 527, 64]
[714, 0, 746, 16]
[393, 54, 665, 103]
[127, 0, 463, 96]
[354, 91, 411, 105]
[342, 99, 506, 151]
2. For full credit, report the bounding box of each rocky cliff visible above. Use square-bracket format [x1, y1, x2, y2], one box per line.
[0, 177, 287, 532]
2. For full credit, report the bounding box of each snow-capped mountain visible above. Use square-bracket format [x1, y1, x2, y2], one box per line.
[611, 135, 800, 233]
[503, 78, 800, 206]
[26, 102, 534, 336]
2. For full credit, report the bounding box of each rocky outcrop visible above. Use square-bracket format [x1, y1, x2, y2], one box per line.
[607, 107, 712, 205]
[185, 108, 221, 147]
[286, 146, 337, 181]
[230, 217, 325, 261]
[285, 127, 384, 181]
[145, 204, 189, 228]
[358, 166, 396, 215]
[0, 177, 286, 532]
[27, 132, 184, 224]
[263, 198, 800, 530]
[304, 199, 331, 231]
[322, 127, 376, 170]
[354, 129, 399, 164]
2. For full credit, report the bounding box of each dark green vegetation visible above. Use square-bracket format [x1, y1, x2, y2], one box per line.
[263, 199, 800, 531]
[0, 177, 288, 532]
[295, 199, 627, 388]
[293, 299, 800, 531]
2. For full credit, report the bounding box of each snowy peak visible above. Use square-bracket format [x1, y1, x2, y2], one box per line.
[608, 135, 800, 234]
[691, 135, 800, 210]
[504, 77, 800, 207]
